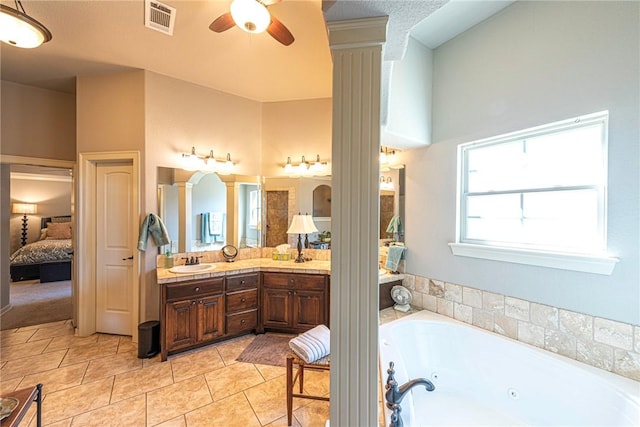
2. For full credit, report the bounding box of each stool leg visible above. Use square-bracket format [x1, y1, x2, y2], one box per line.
[286, 355, 294, 426]
[299, 364, 305, 393]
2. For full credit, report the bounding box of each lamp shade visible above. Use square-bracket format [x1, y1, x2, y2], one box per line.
[287, 214, 317, 234]
[0, 4, 52, 48]
[230, 0, 270, 34]
[12, 203, 37, 214]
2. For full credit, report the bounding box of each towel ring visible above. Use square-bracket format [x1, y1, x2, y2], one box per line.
[221, 245, 238, 262]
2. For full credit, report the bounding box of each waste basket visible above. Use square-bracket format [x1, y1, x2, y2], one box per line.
[138, 320, 160, 358]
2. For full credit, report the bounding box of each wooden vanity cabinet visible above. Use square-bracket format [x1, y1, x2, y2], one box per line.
[162, 277, 225, 361]
[225, 273, 259, 335]
[261, 272, 329, 333]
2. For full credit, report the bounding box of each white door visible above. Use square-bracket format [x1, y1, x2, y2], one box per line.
[96, 162, 134, 335]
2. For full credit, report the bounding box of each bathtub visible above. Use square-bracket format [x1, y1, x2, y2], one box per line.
[379, 310, 640, 426]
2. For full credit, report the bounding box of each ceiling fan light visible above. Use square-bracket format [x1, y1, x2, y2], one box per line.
[230, 0, 270, 34]
[0, 4, 52, 48]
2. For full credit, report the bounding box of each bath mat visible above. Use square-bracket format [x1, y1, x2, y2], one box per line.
[236, 333, 295, 367]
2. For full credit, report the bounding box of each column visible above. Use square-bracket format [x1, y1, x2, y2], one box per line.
[327, 16, 388, 426]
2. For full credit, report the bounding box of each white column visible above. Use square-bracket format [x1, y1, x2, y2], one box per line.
[176, 181, 193, 253]
[327, 17, 388, 426]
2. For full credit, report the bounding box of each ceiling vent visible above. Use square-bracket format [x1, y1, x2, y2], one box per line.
[145, 0, 176, 35]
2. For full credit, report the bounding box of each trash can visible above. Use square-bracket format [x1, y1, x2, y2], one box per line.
[138, 320, 160, 358]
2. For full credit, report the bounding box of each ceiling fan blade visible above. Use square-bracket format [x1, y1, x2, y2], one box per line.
[266, 16, 294, 46]
[209, 12, 235, 33]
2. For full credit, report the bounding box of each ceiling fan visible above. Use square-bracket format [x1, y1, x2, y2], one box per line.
[209, 0, 294, 46]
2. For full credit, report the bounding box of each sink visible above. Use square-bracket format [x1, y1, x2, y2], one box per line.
[169, 264, 215, 274]
[379, 268, 388, 276]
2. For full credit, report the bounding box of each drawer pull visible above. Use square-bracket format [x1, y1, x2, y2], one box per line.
[241, 319, 246, 324]
[194, 287, 200, 292]
[192, 301, 196, 305]
[240, 280, 246, 284]
[241, 298, 246, 303]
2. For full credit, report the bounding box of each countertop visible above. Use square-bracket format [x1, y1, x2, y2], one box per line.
[157, 258, 404, 285]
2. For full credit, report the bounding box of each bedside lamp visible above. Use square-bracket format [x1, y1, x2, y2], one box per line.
[12, 202, 37, 246]
[287, 213, 318, 263]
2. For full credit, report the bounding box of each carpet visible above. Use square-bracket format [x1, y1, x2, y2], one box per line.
[1, 280, 72, 330]
[236, 333, 295, 367]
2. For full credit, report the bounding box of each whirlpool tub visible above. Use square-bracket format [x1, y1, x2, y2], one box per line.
[379, 310, 640, 426]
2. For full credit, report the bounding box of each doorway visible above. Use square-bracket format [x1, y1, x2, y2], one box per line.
[77, 151, 140, 339]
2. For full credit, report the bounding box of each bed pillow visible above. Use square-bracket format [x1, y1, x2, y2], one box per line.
[46, 222, 72, 239]
[39, 228, 48, 240]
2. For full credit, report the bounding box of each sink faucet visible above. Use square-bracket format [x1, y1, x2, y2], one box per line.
[181, 255, 202, 265]
[385, 361, 435, 427]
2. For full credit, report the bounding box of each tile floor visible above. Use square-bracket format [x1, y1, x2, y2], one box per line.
[0, 307, 415, 427]
[0, 320, 330, 427]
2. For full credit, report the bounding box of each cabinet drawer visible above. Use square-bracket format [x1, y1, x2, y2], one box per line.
[263, 272, 327, 290]
[226, 273, 259, 291]
[226, 289, 258, 313]
[226, 310, 257, 334]
[166, 278, 224, 301]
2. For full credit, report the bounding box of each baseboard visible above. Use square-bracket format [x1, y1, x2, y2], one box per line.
[1, 303, 14, 316]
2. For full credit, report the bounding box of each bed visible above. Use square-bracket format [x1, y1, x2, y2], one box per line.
[10, 216, 73, 283]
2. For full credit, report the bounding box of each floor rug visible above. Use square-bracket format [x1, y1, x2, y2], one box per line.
[236, 333, 295, 367]
[1, 280, 72, 330]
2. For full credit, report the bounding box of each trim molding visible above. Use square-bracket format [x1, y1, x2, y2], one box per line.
[449, 243, 618, 275]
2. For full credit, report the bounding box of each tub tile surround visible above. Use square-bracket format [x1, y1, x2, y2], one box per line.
[402, 275, 640, 382]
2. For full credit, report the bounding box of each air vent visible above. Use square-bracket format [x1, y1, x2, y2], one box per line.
[145, 0, 176, 35]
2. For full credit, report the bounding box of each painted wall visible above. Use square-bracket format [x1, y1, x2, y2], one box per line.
[406, 1, 640, 324]
[1, 81, 76, 160]
[261, 98, 332, 177]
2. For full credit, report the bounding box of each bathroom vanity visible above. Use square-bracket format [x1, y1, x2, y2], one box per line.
[158, 258, 330, 361]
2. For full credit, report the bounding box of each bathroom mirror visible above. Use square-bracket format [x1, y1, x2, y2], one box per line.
[157, 167, 262, 253]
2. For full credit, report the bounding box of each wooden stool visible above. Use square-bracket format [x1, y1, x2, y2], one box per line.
[286, 351, 330, 426]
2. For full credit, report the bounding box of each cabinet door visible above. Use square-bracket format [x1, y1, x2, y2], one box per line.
[166, 299, 198, 351]
[293, 290, 326, 330]
[198, 294, 225, 342]
[262, 288, 292, 328]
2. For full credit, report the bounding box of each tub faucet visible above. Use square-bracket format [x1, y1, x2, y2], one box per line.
[385, 361, 435, 427]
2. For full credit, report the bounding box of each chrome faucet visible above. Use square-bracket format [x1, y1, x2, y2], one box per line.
[385, 361, 435, 427]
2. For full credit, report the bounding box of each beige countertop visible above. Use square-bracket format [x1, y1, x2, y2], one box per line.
[157, 258, 404, 285]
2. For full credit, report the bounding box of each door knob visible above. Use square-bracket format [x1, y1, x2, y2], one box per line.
[122, 256, 133, 260]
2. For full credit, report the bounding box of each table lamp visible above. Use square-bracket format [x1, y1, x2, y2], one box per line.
[287, 213, 318, 263]
[12, 202, 37, 246]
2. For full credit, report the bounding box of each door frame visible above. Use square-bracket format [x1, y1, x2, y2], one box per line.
[77, 151, 140, 339]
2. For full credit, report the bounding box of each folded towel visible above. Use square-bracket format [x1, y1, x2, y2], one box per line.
[289, 324, 330, 363]
[385, 245, 406, 272]
[200, 213, 213, 244]
[210, 212, 224, 235]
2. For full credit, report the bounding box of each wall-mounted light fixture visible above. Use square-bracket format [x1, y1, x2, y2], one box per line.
[380, 176, 394, 191]
[380, 146, 403, 172]
[0, 1, 52, 48]
[12, 202, 37, 246]
[283, 155, 330, 177]
[180, 147, 235, 174]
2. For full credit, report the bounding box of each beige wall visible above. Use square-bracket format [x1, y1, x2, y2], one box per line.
[1, 81, 76, 160]
[261, 98, 332, 177]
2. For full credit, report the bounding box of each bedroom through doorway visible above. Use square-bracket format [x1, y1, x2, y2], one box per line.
[3, 164, 74, 329]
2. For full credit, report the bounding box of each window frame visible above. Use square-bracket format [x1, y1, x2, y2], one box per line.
[450, 111, 618, 275]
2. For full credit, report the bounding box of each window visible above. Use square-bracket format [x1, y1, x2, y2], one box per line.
[450, 111, 618, 274]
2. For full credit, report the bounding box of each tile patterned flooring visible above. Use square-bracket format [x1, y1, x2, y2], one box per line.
[0, 308, 415, 426]
[0, 320, 330, 427]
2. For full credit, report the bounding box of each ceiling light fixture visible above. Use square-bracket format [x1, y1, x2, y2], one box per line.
[230, 0, 270, 34]
[0, 1, 52, 48]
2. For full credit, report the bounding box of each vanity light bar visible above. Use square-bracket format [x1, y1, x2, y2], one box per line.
[283, 154, 330, 176]
[180, 146, 235, 174]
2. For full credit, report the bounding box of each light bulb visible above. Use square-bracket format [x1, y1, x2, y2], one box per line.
[230, 0, 270, 34]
